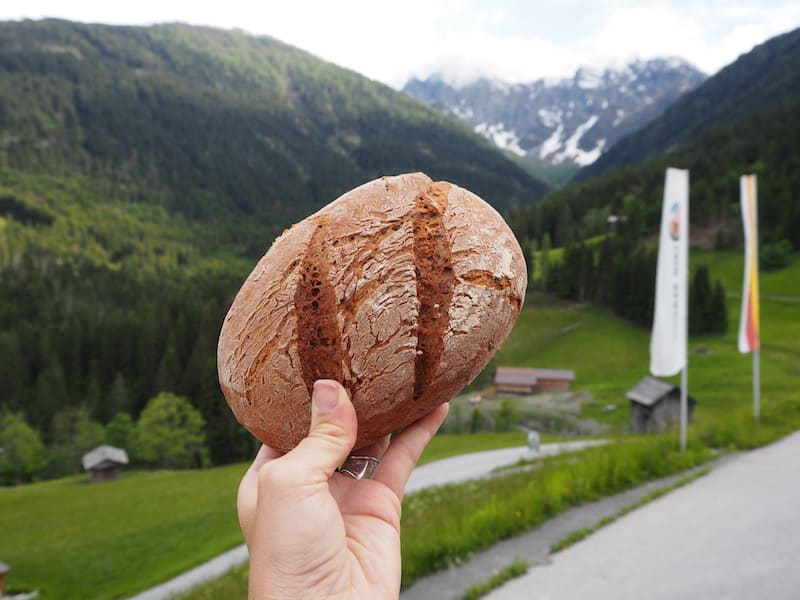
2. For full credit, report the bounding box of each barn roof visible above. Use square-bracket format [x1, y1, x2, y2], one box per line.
[494, 367, 537, 386]
[626, 377, 676, 406]
[531, 368, 576, 381]
[82, 445, 129, 472]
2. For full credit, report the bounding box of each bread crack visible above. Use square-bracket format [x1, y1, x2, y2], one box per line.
[411, 183, 454, 400]
[294, 219, 344, 395]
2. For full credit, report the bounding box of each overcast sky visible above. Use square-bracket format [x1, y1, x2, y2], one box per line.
[3, 1, 799, 87]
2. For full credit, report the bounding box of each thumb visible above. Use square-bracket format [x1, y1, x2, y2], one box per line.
[285, 379, 357, 483]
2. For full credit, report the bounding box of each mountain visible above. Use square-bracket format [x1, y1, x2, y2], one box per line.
[403, 58, 705, 175]
[579, 27, 800, 180]
[0, 19, 548, 230]
[0, 19, 549, 474]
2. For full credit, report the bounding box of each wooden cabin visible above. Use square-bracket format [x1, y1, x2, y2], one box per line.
[626, 376, 696, 433]
[493, 367, 576, 394]
[82, 445, 129, 483]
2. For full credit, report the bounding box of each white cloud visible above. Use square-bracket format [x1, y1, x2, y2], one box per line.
[2, 0, 799, 86]
[406, 32, 579, 87]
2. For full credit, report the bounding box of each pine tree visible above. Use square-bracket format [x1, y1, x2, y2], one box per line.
[710, 281, 729, 334]
[690, 264, 713, 334]
[108, 371, 131, 417]
[155, 334, 180, 395]
[540, 233, 551, 291]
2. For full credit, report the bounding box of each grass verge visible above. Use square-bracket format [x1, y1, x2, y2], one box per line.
[462, 556, 529, 600]
[550, 466, 711, 553]
[400, 435, 711, 587]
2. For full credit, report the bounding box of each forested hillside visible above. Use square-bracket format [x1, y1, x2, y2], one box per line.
[510, 98, 800, 250]
[579, 26, 800, 179]
[0, 20, 549, 482]
[509, 98, 799, 329]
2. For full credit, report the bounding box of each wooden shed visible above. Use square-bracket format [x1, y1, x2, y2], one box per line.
[493, 367, 576, 394]
[82, 445, 129, 483]
[626, 376, 696, 433]
[493, 367, 538, 394]
[531, 368, 575, 392]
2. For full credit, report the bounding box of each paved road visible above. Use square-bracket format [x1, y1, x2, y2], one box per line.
[406, 440, 605, 494]
[129, 440, 602, 599]
[489, 431, 800, 600]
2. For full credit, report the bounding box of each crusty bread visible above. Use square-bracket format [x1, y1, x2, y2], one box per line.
[217, 173, 527, 452]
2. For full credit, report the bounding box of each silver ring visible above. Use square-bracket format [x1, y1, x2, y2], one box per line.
[338, 455, 380, 480]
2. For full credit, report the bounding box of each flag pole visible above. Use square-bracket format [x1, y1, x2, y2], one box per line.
[753, 348, 760, 421]
[680, 180, 689, 452]
[680, 367, 688, 451]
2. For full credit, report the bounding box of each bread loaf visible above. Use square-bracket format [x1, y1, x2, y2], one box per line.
[217, 173, 527, 452]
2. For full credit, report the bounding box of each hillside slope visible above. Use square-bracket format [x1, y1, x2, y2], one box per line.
[0, 19, 548, 229]
[510, 98, 800, 251]
[0, 20, 549, 470]
[578, 26, 800, 179]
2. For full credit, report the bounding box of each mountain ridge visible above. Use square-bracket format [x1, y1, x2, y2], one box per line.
[403, 58, 705, 171]
[577, 26, 800, 180]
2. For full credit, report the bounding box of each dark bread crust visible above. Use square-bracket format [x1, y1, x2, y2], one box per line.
[218, 173, 526, 452]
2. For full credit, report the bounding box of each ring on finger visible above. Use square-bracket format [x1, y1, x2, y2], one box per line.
[338, 455, 380, 480]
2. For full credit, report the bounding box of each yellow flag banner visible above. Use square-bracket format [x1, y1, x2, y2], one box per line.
[738, 174, 760, 354]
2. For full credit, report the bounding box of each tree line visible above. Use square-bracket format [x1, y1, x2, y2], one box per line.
[523, 219, 728, 334]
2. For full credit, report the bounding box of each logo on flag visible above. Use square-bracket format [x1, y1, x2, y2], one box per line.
[669, 202, 681, 240]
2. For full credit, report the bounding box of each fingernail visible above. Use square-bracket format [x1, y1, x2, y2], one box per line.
[313, 380, 339, 413]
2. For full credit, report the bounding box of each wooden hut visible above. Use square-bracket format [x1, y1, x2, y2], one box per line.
[626, 376, 696, 433]
[493, 367, 576, 394]
[82, 445, 129, 483]
[530, 368, 575, 392]
[494, 367, 538, 394]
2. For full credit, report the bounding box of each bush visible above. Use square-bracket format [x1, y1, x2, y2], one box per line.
[760, 240, 791, 271]
[136, 392, 208, 469]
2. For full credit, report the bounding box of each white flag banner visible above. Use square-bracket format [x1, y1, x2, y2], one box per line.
[650, 168, 689, 377]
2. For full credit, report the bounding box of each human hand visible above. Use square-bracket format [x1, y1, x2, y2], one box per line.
[237, 379, 449, 599]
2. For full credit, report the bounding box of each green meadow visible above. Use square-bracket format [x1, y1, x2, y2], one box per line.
[0, 466, 245, 598]
[0, 431, 528, 598]
[2, 250, 798, 598]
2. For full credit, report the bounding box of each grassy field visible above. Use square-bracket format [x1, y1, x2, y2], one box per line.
[0, 466, 246, 598]
[0, 430, 537, 597]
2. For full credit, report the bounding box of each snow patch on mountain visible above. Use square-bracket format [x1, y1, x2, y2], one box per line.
[538, 108, 562, 128]
[403, 57, 706, 168]
[539, 124, 564, 160]
[548, 116, 606, 166]
[474, 122, 525, 156]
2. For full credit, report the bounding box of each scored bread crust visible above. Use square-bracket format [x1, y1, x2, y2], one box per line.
[218, 172, 527, 452]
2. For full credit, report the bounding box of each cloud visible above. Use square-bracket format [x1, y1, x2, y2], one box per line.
[583, 3, 800, 75]
[405, 32, 578, 87]
[3, 0, 799, 85]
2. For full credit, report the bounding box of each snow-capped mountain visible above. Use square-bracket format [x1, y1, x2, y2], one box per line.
[403, 58, 705, 168]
